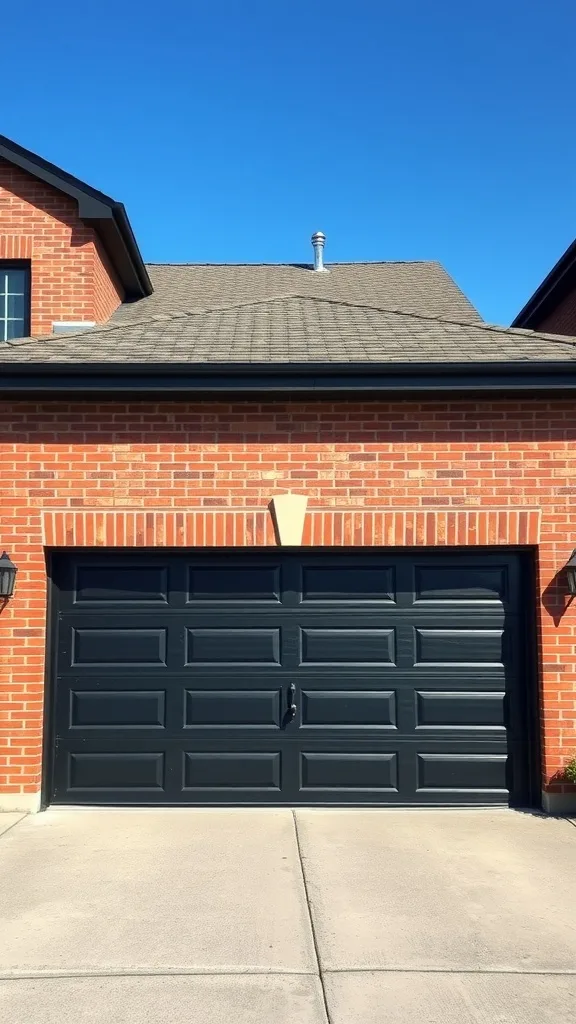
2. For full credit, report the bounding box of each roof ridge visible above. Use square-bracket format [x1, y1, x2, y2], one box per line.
[6, 292, 576, 354]
[143, 260, 442, 268]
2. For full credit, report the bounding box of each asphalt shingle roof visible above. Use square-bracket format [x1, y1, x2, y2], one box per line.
[3, 294, 576, 364]
[111, 261, 483, 325]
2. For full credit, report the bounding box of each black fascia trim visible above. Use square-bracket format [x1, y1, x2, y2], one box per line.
[0, 135, 152, 300]
[3, 359, 576, 393]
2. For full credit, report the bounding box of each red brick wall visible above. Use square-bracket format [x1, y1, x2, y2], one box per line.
[0, 159, 123, 335]
[1, 397, 575, 805]
[533, 288, 576, 336]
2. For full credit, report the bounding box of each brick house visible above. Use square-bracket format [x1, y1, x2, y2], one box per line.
[1, 134, 576, 815]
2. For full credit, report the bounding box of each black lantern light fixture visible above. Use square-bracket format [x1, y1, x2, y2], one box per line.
[0, 551, 17, 598]
[565, 550, 576, 597]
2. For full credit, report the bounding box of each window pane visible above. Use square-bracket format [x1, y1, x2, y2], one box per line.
[5, 319, 25, 340]
[7, 294, 24, 318]
[5, 269, 26, 294]
[0, 265, 29, 341]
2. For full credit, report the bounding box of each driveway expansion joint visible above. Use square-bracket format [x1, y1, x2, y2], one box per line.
[0, 814, 26, 839]
[292, 810, 332, 1024]
[0, 969, 319, 982]
[321, 967, 576, 976]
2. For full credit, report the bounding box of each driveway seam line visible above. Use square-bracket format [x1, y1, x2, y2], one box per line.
[291, 810, 333, 1024]
[321, 967, 576, 976]
[2, 967, 576, 982]
[0, 814, 26, 840]
[0, 969, 317, 981]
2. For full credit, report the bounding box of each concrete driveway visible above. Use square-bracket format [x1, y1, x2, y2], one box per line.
[0, 809, 575, 1023]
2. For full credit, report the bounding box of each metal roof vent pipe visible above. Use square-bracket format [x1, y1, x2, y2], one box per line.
[311, 231, 329, 272]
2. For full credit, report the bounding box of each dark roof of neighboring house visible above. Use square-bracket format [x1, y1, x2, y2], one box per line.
[3, 292, 576, 364]
[112, 261, 482, 325]
[512, 237, 576, 329]
[0, 134, 152, 299]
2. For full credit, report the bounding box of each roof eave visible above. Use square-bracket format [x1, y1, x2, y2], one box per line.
[91, 205, 153, 300]
[2, 359, 576, 394]
[0, 135, 152, 300]
[512, 239, 576, 329]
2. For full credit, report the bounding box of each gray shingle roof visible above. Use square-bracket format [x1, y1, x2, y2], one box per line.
[3, 294, 576, 364]
[111, 261, 483, 324]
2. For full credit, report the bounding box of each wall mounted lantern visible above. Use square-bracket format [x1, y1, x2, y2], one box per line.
[0, 551, 17, 598]
[565, 551, 576, 596]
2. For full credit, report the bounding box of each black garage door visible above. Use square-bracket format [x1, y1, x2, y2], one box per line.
[49, 551, 534, 806]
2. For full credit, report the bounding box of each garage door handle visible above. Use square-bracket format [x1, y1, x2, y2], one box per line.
[288, 683, 298, 719]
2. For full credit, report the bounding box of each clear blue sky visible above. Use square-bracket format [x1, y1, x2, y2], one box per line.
[4, 1, 576, 324]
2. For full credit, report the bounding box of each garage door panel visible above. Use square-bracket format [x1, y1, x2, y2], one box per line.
[187, 562, 282, 604]
[300, 689, 397, 728]
[184, 688, 282, 728]
[73, 564, 170, 605]
[52, 559, 171, 610]
[415, 691, 506, 730]
[300, 752, 398, 792]
[414, 628, 505, 666]
[412, 564, 510, 604]
[70, 627, 168, 667]
[416, 752, 509, 793]
[69, 689, 167, 729]
[50, 551, 531, 807]
[66, 751, 166, 792]
[299, 628, 396, 665]
[185, 627, 281, 665]
[408, 553, 520, 605]
[183, 751, 282, 791]
[298, 563, 396, 604]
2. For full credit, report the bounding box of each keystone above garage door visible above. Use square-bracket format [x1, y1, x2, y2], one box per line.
[49, 551, 534, 806]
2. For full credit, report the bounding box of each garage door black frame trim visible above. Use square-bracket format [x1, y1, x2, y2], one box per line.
[40, 546, 542, 810]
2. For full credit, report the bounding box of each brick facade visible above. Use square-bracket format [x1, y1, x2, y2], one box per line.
[0, 397, 575, 810]
[0, 159, 123, 335]
[534, 288, 576, 336]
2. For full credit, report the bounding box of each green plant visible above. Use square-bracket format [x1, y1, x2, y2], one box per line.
[564, 757, 576, 784]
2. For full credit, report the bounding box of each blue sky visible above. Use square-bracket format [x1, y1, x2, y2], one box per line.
[4, 1, 575, 324]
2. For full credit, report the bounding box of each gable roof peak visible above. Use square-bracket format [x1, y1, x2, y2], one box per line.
[0, 133, 152, 300]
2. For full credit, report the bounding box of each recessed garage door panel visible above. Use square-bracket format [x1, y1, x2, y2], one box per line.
[416, 751, 508, 793]
[73, 565, 169, 604]
[50, 552, 531, 806]
[184, 689, 282, 728]
[301, 751, 398, 791]
[300, 690, 397, 728]
[67, 751, 165, 792]
[187, 564, 281, 603]
[415, 691, 506, 730]
[69, 689, 167, 729]
[183, 751, 282, 791]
